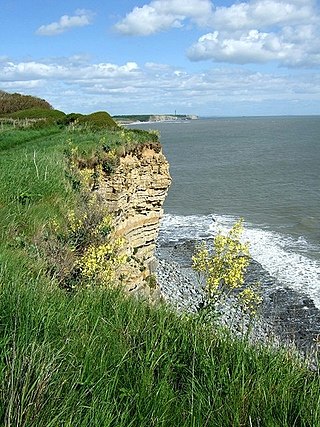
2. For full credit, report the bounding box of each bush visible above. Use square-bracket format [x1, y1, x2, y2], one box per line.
[8, 108, 66, 122]
[56, 113, 84, 127]
[192, 219, 262, 315]
[77, 111, 118, 130]
[0, 90, 52, 115]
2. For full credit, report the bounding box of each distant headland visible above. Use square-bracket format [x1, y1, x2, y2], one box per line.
[113, 114, 198, 125]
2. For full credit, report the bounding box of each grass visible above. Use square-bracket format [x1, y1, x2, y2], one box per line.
[0, 124, 319, 426]
[1, 275, 319, 426]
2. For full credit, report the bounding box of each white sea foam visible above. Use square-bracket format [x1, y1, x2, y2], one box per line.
[159, 214, 320, 309]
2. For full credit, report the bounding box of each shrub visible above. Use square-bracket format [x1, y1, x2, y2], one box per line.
[8, 108, 66, 121]
[78, 111, 118, 130]
[0, 90, 52, 115]
[192, 219, 262, 315]
[56, 113, 84, 127]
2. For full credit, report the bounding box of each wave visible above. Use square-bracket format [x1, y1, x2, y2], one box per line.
[158, 214, 320, 309]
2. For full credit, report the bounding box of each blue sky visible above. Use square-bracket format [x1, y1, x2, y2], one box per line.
[1, 0, 320, 116]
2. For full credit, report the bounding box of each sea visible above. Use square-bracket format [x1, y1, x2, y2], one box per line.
[130, 116, 320, 309]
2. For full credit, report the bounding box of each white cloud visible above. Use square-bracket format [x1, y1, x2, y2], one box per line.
[36, 9, 94, 36]
[210, 0, 315, 31]
[0, 60, 140, 81]
[2, 80, 44, 89]
[188, 23, 320, 67]
[188, 29, 296, 64]
[115, 0, 320, 67]
[114, 0, 213, 35]
[187, 0, 320, 66]
[1, 57, 320, 115]
[115, 0, 317, 36]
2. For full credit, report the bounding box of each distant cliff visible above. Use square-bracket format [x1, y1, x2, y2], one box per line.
[150, 115, 198, 122]
[113, 114, 198, 124]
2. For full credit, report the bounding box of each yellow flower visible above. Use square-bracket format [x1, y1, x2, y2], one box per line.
[79, 237, 126, 286]
[192, 219, 262, 315]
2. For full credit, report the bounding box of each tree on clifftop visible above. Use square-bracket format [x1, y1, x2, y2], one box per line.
[0, 90, 53, 115]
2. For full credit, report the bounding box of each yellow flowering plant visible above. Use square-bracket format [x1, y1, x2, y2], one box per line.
[192, 219, 262, 316]
[43, 135, 130, 289]
[79, 237, 126, 287]
[58, 204, 126, 288]
[238, 286, 262, 315]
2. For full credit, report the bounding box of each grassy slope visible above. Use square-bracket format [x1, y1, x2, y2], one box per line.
[0, 126, 319, 426]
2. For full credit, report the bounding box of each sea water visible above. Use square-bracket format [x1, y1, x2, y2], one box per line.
[131, 117, 320, 308]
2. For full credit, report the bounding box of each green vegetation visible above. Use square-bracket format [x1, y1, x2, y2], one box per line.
[1, 106, 118, 131]
[0, 90, 52, 115]
[0, 115, 319, 425]
[7, 107, 66, 121]
[77, 111, 119, 130]
[0, 123, 157, 289]
[0, 91, 119, 130]
[2, 278, 320, 427]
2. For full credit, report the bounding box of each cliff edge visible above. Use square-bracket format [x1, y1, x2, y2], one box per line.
[97, 142, 171, 295]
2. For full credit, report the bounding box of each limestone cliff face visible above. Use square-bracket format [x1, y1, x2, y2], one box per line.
[98, 142, 171, 294]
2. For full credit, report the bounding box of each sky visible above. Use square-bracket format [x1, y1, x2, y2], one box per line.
[1, 0, 320, 116]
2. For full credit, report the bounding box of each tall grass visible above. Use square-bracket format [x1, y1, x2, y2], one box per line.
[1, 273, 319, 426]
[0, 127, 319, 426]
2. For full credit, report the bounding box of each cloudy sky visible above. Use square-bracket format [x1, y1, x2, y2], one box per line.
[1, 0, 320, 116]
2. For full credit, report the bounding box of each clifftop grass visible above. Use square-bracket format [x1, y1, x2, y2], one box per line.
[0, 124, 319, 426]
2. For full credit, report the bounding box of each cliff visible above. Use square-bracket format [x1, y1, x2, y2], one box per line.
[113, 114, 198, 124]
[149, 115, 198, 122]
[97, 142, 171, 295]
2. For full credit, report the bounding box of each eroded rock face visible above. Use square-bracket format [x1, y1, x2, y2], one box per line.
[98, 143, 171, 294]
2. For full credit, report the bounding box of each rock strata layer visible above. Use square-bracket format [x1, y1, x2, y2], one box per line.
[98, 143, 171, 294]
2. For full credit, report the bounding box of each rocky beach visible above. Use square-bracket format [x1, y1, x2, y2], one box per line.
[156, 239, 320, 366]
